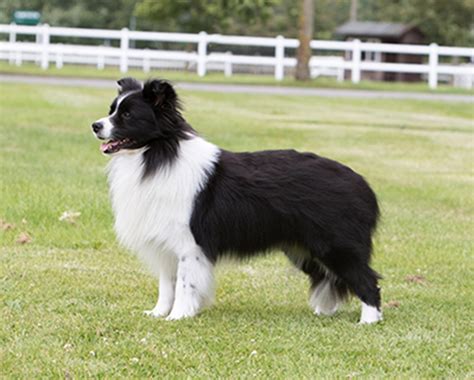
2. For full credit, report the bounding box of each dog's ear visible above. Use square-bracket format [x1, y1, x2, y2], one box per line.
[117, 77, 142, 95]
[142, 79, 179, 109]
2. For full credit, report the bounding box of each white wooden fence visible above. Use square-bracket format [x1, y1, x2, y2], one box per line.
[0, 23, 473, 89]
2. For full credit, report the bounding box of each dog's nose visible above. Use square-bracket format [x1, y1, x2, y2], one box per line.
[91, 122, 103, 133]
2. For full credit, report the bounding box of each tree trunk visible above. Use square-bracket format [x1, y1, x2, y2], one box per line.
[295, 0, 314, 81]
[350, 0, 358, 21]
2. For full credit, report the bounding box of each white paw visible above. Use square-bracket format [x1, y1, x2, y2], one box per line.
[143, 305, 171, 318]
[310, 280, 340, 316]
[165, 309, 198, 321]
[314, 303, 339, 316]
[359, 303, 383, 324]
[165, 301, 200, 321]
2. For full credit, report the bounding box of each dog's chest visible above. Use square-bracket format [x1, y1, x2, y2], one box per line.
[107, 139, 219, 254]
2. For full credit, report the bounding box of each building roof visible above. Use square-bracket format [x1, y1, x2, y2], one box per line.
[335, 21, 422, 39]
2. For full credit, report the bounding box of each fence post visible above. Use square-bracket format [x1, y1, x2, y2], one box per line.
[120, 27, 129, 73]
[8, 22, 16, 64]
[9, 22, 16, 43]
[274, 35, 284, 81]
[428, 43, 438, 89]
[337, 66, 344, 82]
[197, 31, 207, 77]
[143, 49, 151, 73]
[56, 44, 63, 69]
[40, 24, 50, 70]
[351, 39, 361, 83]
[15, 51, 22, 66]
[97, 48, 105, 70]
[224, 51, 232, 77]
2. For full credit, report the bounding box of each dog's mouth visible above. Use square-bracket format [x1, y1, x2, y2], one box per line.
[100, 138, 135, 154]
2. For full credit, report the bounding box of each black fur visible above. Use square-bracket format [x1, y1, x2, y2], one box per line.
[190, 150, 381, 308]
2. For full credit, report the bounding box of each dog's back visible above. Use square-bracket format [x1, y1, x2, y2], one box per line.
[191, 148, 379, 260]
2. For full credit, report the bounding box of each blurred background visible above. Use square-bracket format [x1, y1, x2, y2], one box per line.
[0, 0, 473, 88]
[1, 0, 473, 43]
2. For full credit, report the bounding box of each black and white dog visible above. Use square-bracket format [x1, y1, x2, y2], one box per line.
[91, 78, 382, 323]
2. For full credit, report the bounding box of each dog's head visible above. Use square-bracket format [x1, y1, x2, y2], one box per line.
[91, 78, 188, 155]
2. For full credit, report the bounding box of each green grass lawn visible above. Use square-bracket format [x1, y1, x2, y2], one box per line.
[2, 61, 474, 95]
[0, 80, 473, 378]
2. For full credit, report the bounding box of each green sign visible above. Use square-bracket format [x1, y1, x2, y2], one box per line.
[13, 10, 41, 25]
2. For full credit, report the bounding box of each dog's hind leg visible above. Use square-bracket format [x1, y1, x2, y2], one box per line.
[309, 275, 347, 316]
[285, 249, 347, 316]
[318, 247, 382, 324]
[144, 251, 178, 318]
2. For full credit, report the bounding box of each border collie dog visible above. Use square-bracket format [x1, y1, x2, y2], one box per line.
[91, 78, 382, 324]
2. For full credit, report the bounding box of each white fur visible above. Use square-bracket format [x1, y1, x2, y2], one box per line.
[309, 279, 341, 316]
[143, 250, 177, 317]
[166, 246, 215, 320]
[107, 136, 220, 319]
[359, 302, 382, 324]
[95, 116, 114, 139]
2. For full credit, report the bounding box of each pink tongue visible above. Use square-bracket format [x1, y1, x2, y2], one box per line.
[100, 143, 111, 152]
[100, 140, 123, 153]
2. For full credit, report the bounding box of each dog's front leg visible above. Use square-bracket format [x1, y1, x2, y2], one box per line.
[144, 252, 178, 318]
[166, 245, 214, 321]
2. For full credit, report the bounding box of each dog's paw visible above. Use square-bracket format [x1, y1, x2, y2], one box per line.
[165, 310, 197, 321]
[314, 303, 339, 316]
[359, 303, 383, 324]
[165, 305, 199, 321]
[143, 306, 171, 318]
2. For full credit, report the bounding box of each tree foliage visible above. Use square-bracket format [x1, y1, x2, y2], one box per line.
[134, 0, 351, 39]
[0, 0, 137, 29]
[358, 0, 474, 45]
[134, 0, 280, 35]
[0, 0, 472, 46]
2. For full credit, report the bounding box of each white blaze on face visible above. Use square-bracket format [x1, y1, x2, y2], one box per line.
[94, 116, 114, 139]
[93, 91, 134, 140]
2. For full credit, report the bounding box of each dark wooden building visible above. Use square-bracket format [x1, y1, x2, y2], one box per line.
[335, 21, 425, 82]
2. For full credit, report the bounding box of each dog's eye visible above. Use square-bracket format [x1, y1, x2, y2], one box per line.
[122, 112, 131, 119]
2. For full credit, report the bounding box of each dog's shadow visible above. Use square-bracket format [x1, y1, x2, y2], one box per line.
[200, 301, 361, 325]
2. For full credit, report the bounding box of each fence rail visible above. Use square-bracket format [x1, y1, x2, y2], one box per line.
[0, 23, 473, 89]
